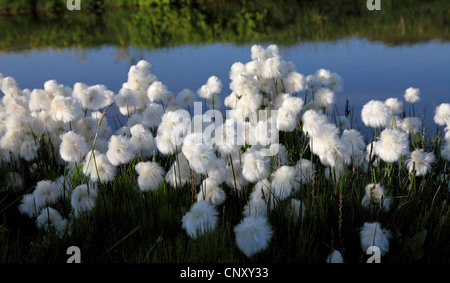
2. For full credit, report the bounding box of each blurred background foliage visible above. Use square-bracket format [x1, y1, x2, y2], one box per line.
[0, 0, 448, 52]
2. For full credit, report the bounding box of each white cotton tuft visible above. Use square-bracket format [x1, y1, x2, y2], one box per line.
[302, 109, 328, 137]
[182, 201, 218, 239]
[404, 87, 420, 103]
[50, 96, 82, 123]
[36, 207, 68, 236]
[361, 183, 392, 211]
[241, 150, 269, 183]
[59, 131, 89, 163]
[83, 150, 116, 183]
[106, 135, 135, 166]
[197, 177, 226, 206]
[374, 129, 409, 163]
[434, 103, 450, 126]
[71, 184, 98, 217]
[234, 216, 273, 258]
[361, 100, 392, 128]
[271, 166, 299, 203]
[406, 149, 435, 176]
[360, 222, 392, 256]
[135, 161, 165, 192]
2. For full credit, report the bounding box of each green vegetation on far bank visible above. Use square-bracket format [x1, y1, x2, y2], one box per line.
[0, 0, 448, 53]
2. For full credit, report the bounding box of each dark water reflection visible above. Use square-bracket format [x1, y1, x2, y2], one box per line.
[0, 2, 449, 135]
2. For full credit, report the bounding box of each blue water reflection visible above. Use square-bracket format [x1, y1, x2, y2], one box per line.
[1, 37, 449, 136]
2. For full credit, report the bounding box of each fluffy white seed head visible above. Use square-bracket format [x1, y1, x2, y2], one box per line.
[234, 216, 273, 258]
[182, 201, 218, 239]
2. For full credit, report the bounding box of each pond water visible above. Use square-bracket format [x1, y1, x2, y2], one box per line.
[0, 3, 449, 137]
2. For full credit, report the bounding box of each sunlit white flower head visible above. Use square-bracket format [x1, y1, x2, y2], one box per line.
[249, 179, 272, 204]
[262, 57, 282, 79]
[404, 87, 420, 103]
[83, 150, 116, 183]
[314, 87, 335, 112]
[399, 117, 422, 134]
[326, 250, 344, 263]
[33, 180, 61, 208]
[116, 87, 138, 115]
[276, 107, 297, 132]
[43, 79, 71, 98]
[406, 149, 435, 176]
[315, 69, 332, 86]
[305, 74, 317, 90]
[176, 89, 197, 109]
[165, 152, 200, 188]
[135, 161, 165, 192]
[36, 207, 68, 236]
[198, 76, 222, 101]
[265, 44, 280, 59]
[271, 166, 299, 202]
[310, 123, 350, 168]
[361, 100, 392, 128]
[234, 216, 273, 258]
[302, 109, 328, 137]
[341, 129, 366, 163]
[155, 132, 178, 156]
[50, 96, 82, 123]
[80, 84, 111, 111]
[205, 157, 227, 184]
[197, 177, 226, 206]
[229, 62, 247, 81]
[281, 95, 304, 118]
[385, 97, 403, 115]
[71, 184, 98, 217]
[327, 73, 344, 92]
[140, 102, 163, 129]
[182, 133, 215, 175]
[147, 81, 169, 103]
[361, 183, 392, 211]
[127, 60, 156, 94]
[434, 103, 450, 126]
[251, 44, 266, 62]
[284, 72, 305, 94]
[29, 89, 52, 111]
[59, 131, 89, 163]
[72, 82, 88, 101]
[374, 129, 409, 163]
[130, 124, 155, 159]
[213, 122, 239, 157]
[245, 60, 263, 76]
[360, 222, 392, 256]
[1, 76, 22, 98]
[19, 194, 41, 218]
[242, 150, 270, 183]
[445, 127, 450, 143]
[106, 135, 135, 166]
[182, 200, 218, 239]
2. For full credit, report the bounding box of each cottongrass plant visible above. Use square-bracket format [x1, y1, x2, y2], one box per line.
[1, 45, 450, 263]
